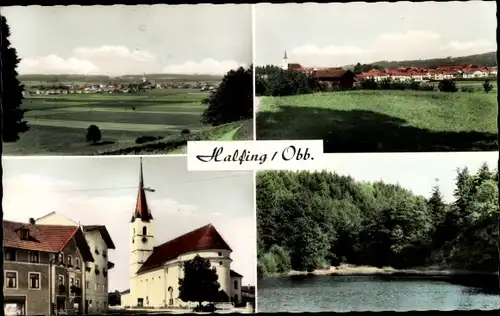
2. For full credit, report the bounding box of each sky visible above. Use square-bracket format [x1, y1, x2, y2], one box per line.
[0, 5, 252, 76]
[2, 156, 256, 291]
[311, 152, 498, 203]
[255, 2, 497, 67]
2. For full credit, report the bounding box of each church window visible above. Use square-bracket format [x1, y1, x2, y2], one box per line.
[218, 252, 222, 256]
[219, 261, 223, 265]
[142, 226, 147, 235]
[234, 280, 238, 289]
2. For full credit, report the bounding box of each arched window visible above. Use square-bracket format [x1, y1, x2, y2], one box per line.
[142, 226, 147, 236]
[233, 280, 238, 290]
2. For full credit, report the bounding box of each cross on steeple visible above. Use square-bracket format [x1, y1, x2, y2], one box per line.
[131, 157, 153, 222]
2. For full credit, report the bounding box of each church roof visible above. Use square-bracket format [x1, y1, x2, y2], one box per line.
[230, 269, 243, 278]
[136, 224, 232, 274]
[131, 157, 153, 223]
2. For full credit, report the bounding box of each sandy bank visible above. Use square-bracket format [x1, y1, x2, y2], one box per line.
[285, 264, 497, 277]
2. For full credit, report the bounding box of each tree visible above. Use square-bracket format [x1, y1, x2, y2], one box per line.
[178, 255, 220, 308]
[483, 80, 493, 93]
[201, 66, 253, 126]
[1, 15, 29, 142]
[181, 128, 190, 140]
[427, 179, 446, 222]
[85, 125, 102, 144]
[437, 79, 458, 92]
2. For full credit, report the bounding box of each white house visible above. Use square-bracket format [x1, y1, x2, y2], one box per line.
[121, 159, 244, 309]
[35, 212, 116, 314]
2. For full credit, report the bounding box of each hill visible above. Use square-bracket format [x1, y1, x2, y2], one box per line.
[18, 73, 223, 84]
[346, 52, 496, 69]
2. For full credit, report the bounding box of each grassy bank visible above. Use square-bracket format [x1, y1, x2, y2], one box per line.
[256, 90, 497, 152]
[97, 119, 253, 155]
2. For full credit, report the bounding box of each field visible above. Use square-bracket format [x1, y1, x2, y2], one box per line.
[5, 88, 251, 155]
[256, 87, 497, 152]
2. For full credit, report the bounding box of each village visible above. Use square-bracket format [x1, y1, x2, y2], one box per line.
[22, 75, 219, 96]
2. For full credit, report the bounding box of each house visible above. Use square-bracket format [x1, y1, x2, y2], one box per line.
[312, 69, 356, 89]
[3, 220, 94, 315]
[120, 158, 244, 309]
[35, 213, 116, 314]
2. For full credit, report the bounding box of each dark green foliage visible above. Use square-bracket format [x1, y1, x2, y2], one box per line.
[178, 255, 221, 307]
[201, 66, 253, 126]
[255, 66, 322, 96]
[483, 80, 493, 93]
[85, 124, 102, 144]
[108, 291, 121, 306]
[257, 165, 498, 275]
[1, 15, 29, 142]
[438, 80, 458, 92]
[135, 135, 163, 144]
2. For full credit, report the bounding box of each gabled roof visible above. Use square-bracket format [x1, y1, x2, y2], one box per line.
[136, 224, 232, 274]
[230, 269, 243, 278]
[131, 157, 153, 223]
[3, 220, 94, 262]
[83, 225, 116, 249]
[313, 69, 353, 79]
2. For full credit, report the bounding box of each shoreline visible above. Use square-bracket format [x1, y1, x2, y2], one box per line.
[271, 264, 498, 278]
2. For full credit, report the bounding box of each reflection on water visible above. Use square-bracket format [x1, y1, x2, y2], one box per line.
[257, 275, 500, 313]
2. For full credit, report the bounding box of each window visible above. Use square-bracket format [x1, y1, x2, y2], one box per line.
[95, 247, 100, 255]
[5, 271, 18, 288]
[58, 253, 64, 264]
[58, 275, 64, 286]
[75, 258, 80, 270]
[70, 277, 74, 287]
[233, 280, 238, 290]
[142, 226, 147, 235]
[29, 272, 41, 289]
[103, 250, 107, 258]
[95, 283, 99, 291]
[5, 249, 16, 261]
[102, 284, 105, 292]
[219, 261, 223, 265]
[86, 281, 90, 289]
[20, 228, 29, 240]
[29, 251, 40, 263]
[68, 255, 73, 267]
[218, 252, 222, 256]
[76, 279, 80, 288]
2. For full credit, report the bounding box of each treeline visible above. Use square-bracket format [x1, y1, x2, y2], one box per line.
[257, 164, 499, 277]
[367, 51, 497, 69]
[19, 73, 223, 84]
[255, 66, 324, 96]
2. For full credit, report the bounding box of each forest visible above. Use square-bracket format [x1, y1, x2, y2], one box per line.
[257, 164, 499, 277]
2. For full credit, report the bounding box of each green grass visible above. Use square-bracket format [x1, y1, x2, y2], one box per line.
[257, 90, 497, 152]
[4, 89, 230, 155]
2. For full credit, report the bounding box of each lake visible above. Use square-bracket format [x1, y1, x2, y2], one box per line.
[257, 275, 500, 312]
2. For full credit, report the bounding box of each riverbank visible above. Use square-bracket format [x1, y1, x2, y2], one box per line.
[281, 264, 498, 277]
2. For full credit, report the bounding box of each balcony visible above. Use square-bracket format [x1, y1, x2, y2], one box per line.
[70, 285, 82, 296]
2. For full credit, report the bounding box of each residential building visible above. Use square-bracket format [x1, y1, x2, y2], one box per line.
[3, 220, 94, 315]
[120, 159, 244, 308]
[35, 213, 116, 314]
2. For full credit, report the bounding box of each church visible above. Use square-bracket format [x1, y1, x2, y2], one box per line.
[120, 158, 244, 308]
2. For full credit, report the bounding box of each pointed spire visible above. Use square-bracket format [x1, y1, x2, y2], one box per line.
[131, 157, 153, 222]
[283, 50, 287, 60]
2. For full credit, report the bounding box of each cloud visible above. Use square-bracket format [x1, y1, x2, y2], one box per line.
[3, 173, 256, 291]
[162, 58, 244, 75]
[18, 46, 242, 76]
[289, 30, 496, 67]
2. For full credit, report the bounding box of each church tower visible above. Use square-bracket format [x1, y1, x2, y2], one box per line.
[129, 158, 154, 298]
[282, 49, 288, 70]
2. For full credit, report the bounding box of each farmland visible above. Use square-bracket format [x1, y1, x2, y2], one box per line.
[256, 86, 497, 152]
[5, 88, 251, 155]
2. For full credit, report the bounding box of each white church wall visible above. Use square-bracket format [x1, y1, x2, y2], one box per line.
[230, 277, 243, 303]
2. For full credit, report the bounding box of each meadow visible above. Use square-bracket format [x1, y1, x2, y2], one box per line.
[256, 86, 497, 152]
[5, 88, 251, 155]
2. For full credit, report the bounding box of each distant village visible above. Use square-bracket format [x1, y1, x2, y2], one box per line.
[22, 75, 219, 96]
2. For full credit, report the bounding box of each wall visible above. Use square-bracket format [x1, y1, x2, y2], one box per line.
[54, 238, 84, 314]
[4, 249, 51, 315]
[84, 230, 110, 314]
[229, 277, 242, 304]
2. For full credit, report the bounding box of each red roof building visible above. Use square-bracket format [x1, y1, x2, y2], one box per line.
[121, 158, 244, 308]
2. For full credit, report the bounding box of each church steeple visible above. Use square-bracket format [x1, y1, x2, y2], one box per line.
[131, 157, 153, 222]
[283, 49, 287, 60]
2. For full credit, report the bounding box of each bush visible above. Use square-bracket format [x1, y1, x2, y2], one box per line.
[359, 78, 379, 90]
[135, 135, 163, 144]
[438, 79, 458, 92]
[483, 80, 493, 93]
[85, 125, 102, 144]
[460, 86, 476, 93]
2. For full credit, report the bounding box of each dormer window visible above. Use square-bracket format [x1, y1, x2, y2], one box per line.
[19, 228, 29, 240]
